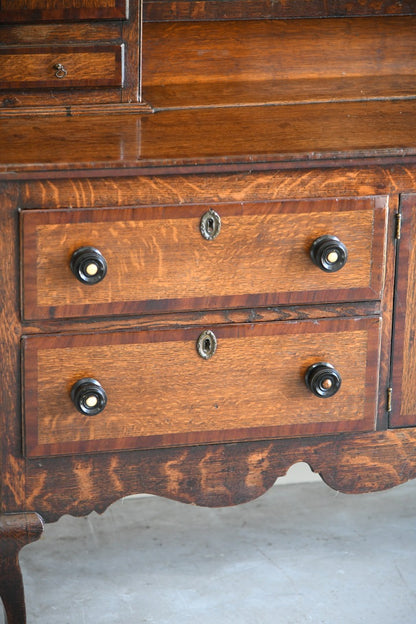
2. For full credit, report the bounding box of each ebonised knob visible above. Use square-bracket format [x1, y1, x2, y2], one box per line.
[70, 247, 107, 285]
[71, 378, 107, 415]
[305, 362, 341, 398]
[310, 235, 348, 272]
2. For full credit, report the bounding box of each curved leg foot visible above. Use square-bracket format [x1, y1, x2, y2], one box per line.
[0, 513, 44, 624]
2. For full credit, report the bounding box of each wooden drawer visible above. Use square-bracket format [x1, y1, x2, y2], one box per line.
[0, 0, 128, 22]
[21, 197, 387, 320]
[23, 317, 381, 457]
[0, 45, 124, 89]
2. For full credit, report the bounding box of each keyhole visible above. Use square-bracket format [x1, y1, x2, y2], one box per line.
[197, 330, 217, 359]
[200, 209, 221, 240]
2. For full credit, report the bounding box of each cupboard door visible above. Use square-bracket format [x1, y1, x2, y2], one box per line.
[0, 0, 128, 22]
[391, 194, 416, 427]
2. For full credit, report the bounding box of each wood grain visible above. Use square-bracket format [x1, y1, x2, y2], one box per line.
[21, 197, 387, 320]
[143, 18, 416, 91]
[0, 0, 141, 113]
[0, 21, 121, 46]
[21, 302, 382, 336]
[121, 0, 141, 103]
[0, 45, 124, 89]
[391, 194, 416, 427]
[18, 168, 413, 209]
[20, 428, 416, 521]
[0, 0, 127, 22]
[0, 183, 27, 513]
[145, 76, 416, 110]
[376, 195, 398, 431]
[22, 317, 381, 456]
[143, 0, 416, 22]
[1, 99, 416, 172]
[0, 513, 44, 624]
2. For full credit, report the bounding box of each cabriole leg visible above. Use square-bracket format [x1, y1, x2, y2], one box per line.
[0, 513, 44, 624]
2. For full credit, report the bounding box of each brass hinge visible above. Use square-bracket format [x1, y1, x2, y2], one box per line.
[395, 213, 402, 240]
[387, 387, 393, 413]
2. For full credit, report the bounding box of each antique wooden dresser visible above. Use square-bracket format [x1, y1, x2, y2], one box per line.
[1, 1, 416, 621]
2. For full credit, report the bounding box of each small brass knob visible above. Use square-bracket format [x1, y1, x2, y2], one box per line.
[310, 235, 348, 272]
[71, 378, 107, 416]
[305, 362, 341, 398]
[54, 63, 67, 79]
[70, 247, 107, 285]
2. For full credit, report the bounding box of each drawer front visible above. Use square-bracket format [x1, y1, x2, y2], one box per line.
[0, 45, 124, 89]
[23, 317, 381, 457]
[0, 0, 128, 22]
[21, 197, 387, 320]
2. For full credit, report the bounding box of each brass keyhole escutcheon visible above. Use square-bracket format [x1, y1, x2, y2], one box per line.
[197, 330, 217, 359]
[200, 209, 221, 240]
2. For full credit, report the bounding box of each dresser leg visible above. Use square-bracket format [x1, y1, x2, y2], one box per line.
[0, 513, 44, 624]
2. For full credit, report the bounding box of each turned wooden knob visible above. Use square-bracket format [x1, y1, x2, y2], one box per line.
[305, 362, 341, 398]
[71, 378, 107, 415]
[310, 235, 348, 272]
[70, 247, 107, 285]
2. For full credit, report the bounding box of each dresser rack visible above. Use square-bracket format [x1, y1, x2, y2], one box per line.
[1, 2, 416, 621]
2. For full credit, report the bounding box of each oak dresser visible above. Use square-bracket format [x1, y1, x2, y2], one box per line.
[1, 1, 416, 621]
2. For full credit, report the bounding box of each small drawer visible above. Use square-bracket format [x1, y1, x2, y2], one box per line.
[0, 0, 128, 23]
[0, 45, 124, 89]
[23, 316, 381, 457]
[21, 197, 387, 320]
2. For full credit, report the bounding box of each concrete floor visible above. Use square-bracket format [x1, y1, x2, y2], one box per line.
[18, 474, 416, 624]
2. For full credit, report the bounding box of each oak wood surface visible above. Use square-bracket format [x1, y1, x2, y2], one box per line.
[145, 77, 416, 111]
[0, 0, 127, 22]
[0, 0, 141, 112]
[143, 18, 416, 96]
[0, 513, 44, 624]
[391, 194, 416, 427]
[20, 302, 382, 336]
[121, 0, 141, 103]
[0, 21, 121, 45]
[376, 194, 398, 431]
[0, 45, 124, 89]
[17, 168, 412, 208]
[20, 428, 416, 521]
[23, 317, 381, 456]
[1, 100, 416, 172]
[0, 88, 126, 112]
[143, 0, 416, 22]
[0, 5, 414, 619]
[0, 184, 27, 513]
[21, 197, 387, 320]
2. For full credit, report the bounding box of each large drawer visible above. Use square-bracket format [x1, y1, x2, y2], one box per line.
[21, 197, 388, 320]
[0, 45, 124, 89]
[23, 317, 381, 457]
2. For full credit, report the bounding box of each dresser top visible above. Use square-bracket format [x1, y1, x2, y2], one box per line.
[1, 99, 416, 178]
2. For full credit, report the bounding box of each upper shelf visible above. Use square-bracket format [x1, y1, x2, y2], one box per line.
[1, 99, 416, 175]
[1, 15, 416, 176]
[143, 17, 416, 109]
